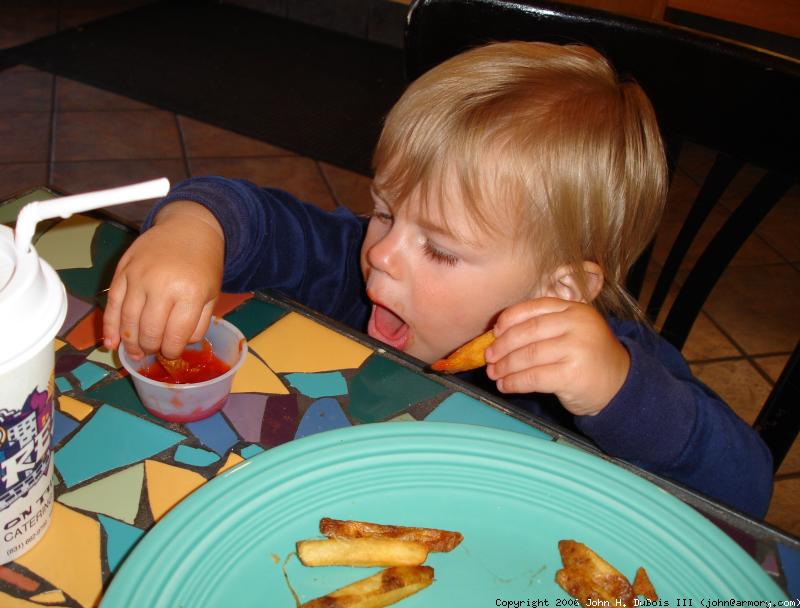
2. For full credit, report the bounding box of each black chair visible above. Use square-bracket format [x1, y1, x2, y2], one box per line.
[404, 0, 800, 470]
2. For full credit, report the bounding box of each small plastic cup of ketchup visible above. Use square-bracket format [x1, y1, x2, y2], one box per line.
[119, 316, 247, 423]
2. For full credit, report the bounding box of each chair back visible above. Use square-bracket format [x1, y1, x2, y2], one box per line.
[405, 0, 800, 470]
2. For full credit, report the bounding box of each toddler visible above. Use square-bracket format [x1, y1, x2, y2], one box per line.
[103, 41, 772, 517]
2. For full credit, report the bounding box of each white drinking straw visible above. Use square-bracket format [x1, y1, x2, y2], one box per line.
[14, 177, 171, 256]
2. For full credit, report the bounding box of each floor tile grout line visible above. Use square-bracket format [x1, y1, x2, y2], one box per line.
[174, 113, 192, 180]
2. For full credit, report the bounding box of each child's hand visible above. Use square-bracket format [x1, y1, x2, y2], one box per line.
[485, 297, 630, 417]
[102, 201, 224, 360]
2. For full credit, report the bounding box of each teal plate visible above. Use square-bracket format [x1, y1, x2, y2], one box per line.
[102, 423, 786, 606]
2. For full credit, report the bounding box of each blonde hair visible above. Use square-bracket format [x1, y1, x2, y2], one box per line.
[372, 41, 667, 319]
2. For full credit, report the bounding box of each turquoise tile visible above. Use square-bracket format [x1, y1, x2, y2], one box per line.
[425, 392, 552, 440]
[186, 413, 238, 456]
[55, 405, 185, 487]
[174, 445, 220, 467]
[348, 355, 445, 423]
[294, 397, 351, 439]
[224, 298, 285, 339]
[285, 372, 347, 398]
[72, 361, 109, 390]
[240, 444, 264, 459]
[98, 514, 145, 573]
[55, 376, 73, 394]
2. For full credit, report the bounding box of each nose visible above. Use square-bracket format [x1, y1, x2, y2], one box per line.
[366, 224, 404, 279]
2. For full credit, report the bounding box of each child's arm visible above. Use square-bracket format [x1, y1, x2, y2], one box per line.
[103, 201, 224, 360]
[485, 297, 773, 518]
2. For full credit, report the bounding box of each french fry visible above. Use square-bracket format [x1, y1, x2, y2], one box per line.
[300, 565, 434, 608]
[296, 538, 429, 567]
[430, 329, 495, 373]
[632, 567, 658, 601]
[320, 518, 463, 553]
[555, 540, 635, 608]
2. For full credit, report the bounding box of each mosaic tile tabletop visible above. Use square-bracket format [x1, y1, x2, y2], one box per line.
[1, 189, 798, 606]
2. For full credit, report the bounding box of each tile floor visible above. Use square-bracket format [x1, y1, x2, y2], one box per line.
[1, 1, 798, 538]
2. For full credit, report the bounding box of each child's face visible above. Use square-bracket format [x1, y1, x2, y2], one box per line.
[360, 180, 538, 364]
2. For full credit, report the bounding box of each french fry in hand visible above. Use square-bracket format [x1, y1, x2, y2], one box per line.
[555, 540, 636, 608]
[430, 329, 495, 373]
[300, 565, 434, 608]
[632, 567, 658, 601]
[320, 518, 463, 553]
[296, 538, 429, 567]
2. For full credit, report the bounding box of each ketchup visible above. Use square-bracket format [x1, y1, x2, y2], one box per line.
[139, 341, 231, 384]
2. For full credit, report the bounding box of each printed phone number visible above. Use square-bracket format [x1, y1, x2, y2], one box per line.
[496, 599, 799, 608]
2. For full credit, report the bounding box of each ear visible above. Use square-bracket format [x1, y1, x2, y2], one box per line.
[543, 262, 604, 303]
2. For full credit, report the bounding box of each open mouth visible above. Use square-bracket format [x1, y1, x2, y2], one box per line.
[367, 303, 410, 351]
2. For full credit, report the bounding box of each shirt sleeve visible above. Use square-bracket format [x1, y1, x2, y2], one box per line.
[575, 320, 773, 518]
[142, 176, 371, 329]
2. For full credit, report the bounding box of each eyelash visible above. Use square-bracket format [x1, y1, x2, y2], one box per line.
[423, 241, 459, 266]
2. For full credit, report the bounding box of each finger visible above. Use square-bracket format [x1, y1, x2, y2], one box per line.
[486, 311, 567, 363]
[138, 294, 176, 356]
[119, 288, 147, 360]
[160, 300, 209, 360]
[187, 300, 215, 343]
[495, 361, 566, 395]
[493, 297, 571, 336]
[103, 274, 127, 350]
[488, 335, 566, 381]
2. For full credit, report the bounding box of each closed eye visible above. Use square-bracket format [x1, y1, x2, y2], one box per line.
[423, 241, 458, 266]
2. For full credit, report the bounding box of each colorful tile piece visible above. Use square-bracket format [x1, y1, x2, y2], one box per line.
[58, 395, 94, 421]
[35, 215, 100, 270]
[98, 515, 144, 573]
[348, 356, 445, 423]
[425, 392, 552, 440]
[54, 377, 73, 394]
[249, 312, 372, 373]
[240, 444, 264, 459]
[54, 338, 66, 351]
[185, 413, 238, 456]
[55, 405, 184, 487]
[144, 460, 206, 521]
[174, 445, 220, 467]
[222, 393, 268, 443]
[213, 292, 253, 317]
[387, 413, 416, 422]
[294, 397, 351, 439]
[231, 351, 288, 395]
[57, 464, 144, 525]
[57, 222, 134, 298]
[15, 503, 102, 608]
[0, 590, 48, 607]
[286, 372, 347, 398]
[64, 308, 103, 351]
[71, 361, 109, 390]
[52, 410, 79, 447]
[58, 294, 93, 338]
[85, 377, 152, 419]
[86, 346, 121, 369]
[261, 394, 299, 447]
[216, 452, 244, 475]
[777, 543, 800, 600]
[55, 352, 85, 375]
[0, 565, 39, 592]
[29, 589, 67, 604]
[224, 297, 285, 338]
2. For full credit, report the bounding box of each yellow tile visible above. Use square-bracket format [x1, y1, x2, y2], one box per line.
[231, 351, 288, 395]
[15, 503, 102, 608]
[35, 216, 101, 270]
[0, 590, 58, 607]
[144, 460, 206, 522]
[30, 589, 67, 604]
[54, 339, 66, 351]
[249, 312, 372, 373]
[57, 396, 93, 421]
[216, 452, 244, 475]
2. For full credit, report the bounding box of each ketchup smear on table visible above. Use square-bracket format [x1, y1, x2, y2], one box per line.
[138, 341, 231, 384]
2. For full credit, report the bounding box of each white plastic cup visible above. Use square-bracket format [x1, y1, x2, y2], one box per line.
[0, 224, 67, 564]
[119, 317, 247, 423]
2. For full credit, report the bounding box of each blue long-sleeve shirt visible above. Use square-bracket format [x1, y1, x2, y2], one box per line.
[144, 176, 773, 518]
